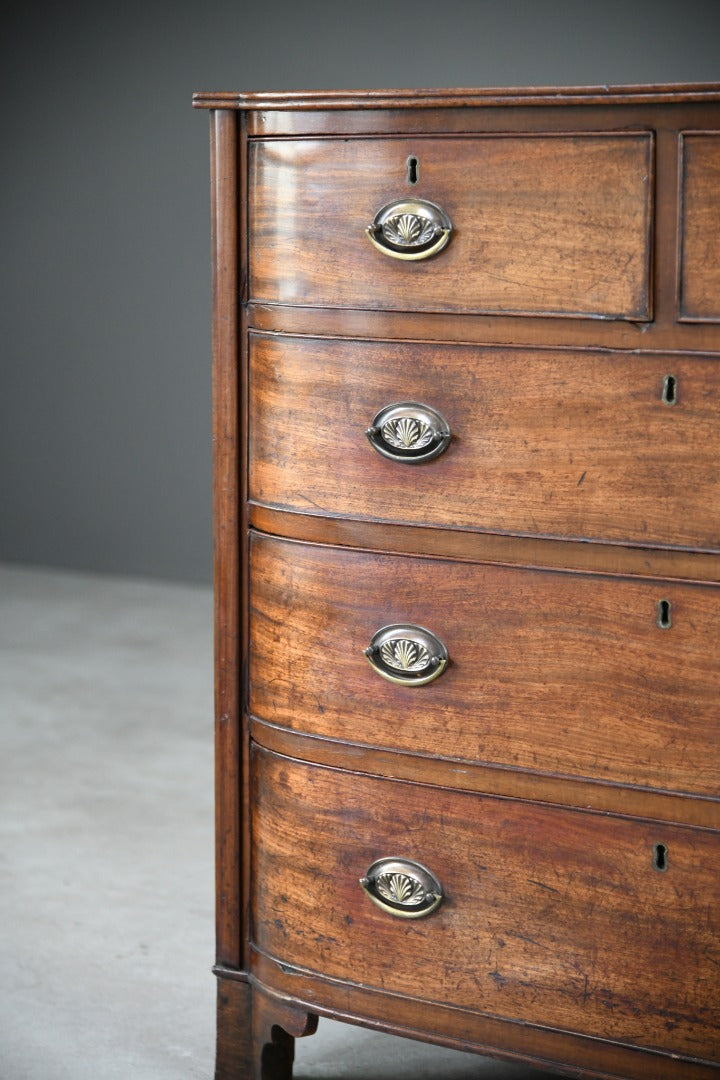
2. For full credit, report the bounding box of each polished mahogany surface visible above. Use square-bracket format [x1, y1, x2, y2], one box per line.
[249, 534, 720, 800]
[249, 134, 652, 318]
[680, 133, 720, 320]
[252, 746, 720, 1059]
[249, 333, 720, 549]
[198, 85, 720, 1080]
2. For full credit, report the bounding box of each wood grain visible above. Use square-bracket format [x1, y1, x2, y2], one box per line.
[249, 534, 720, 798]
[193, 83, 720, 110]
[248, 300, 720, 352]
[200, 87, 720, 1080]
[249, 333, 720, 551]
[209, 109, 242, 969]
[251, 719, 720, 829]
[246, 102, 720, 144]
[249, 505, 720, 584]
[680, 133, 720, 321]
[249, 952, 720, 1080]
[251, 746, 720, 1062]
[214, 976, 317, 1080]
[249, 135, 652, 319]
[238, 112, 252, 976]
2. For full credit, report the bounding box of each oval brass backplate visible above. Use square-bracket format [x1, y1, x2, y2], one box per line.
[366, 401, 451, 464]
[359, 857, 444, 918]
[366, 198, 452, 260]
[364, 624, 448, 686]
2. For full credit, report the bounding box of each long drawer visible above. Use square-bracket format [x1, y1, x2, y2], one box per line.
[249, 534, 720, 798]
[249, 133, 652, 318]
[249, 333, 720, 551]
[251, 747, 720, 1062]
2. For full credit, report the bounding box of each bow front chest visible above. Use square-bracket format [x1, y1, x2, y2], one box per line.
[194, 84, 720, 1080]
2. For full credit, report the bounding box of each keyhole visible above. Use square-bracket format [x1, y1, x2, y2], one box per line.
[657, 599, 672, 629]
[653, 843, 668, 871]
[661, 374, 677, 406]
[406, 155, 419, 185]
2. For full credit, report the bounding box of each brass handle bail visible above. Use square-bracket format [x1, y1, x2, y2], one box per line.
[366, 402, 451, 464]
[366, 198, 452, 261]
[364, 624, 448, 686]
[360, 858, 444, 918]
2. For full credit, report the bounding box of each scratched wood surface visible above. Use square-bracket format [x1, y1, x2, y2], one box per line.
[249, 134, 652, 318]
[680, 133, 720, 321]
[249, 505, 720, 584]
[251, 747, 720, 1061]
[248, 299, 720, 353]
[249, 534, 720, 797]
[194, 83, 720, 111]
[204, 87, 720, 1080]
[250, 951, 720, 1080]
[209, 109, 243, 969]
[249, 334, 720, 551]
[215, 978, 317, 1080]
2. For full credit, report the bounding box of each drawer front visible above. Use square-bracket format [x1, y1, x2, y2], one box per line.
[249, 535, 720, 798]
[252, 747, 720, 1061]
[249, 134, 652, 319]
[249, 334, 720, 551]
[680, 133, 720, 321]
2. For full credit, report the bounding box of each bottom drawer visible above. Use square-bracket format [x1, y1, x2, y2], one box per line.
[251, 745, 719, 1063]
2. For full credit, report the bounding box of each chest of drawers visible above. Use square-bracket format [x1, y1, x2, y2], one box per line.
[194, 85, 720, 1079]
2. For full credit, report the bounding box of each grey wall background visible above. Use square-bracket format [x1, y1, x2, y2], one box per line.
[2, 0, 719, 584]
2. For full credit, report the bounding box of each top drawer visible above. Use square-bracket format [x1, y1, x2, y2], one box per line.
[680, 132, 720, 321]
[249, 133, 653, 319]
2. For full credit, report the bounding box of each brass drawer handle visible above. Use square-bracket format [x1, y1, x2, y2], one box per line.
[364, 624, 448, 686]
[360, 858, 443, 919]
[366, 402, 451, 464]
[366, 199, 452, 261]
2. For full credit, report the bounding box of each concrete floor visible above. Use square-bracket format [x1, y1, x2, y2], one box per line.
[0, 563, 559, 1079]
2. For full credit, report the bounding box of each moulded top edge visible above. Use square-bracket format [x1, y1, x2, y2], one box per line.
[192, 83, 720, 110]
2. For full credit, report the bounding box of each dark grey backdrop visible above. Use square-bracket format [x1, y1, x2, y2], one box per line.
[2, 0, 719, 583]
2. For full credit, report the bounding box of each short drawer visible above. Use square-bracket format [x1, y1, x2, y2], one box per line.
[249, 133, 652, 319]
[249, 534, 720, 799]
[680, 132, 720, 321]
[251, 747, 720, 1062]
[249, 334, 720, 551]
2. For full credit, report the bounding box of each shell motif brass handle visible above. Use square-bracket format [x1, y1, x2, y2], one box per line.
[366, 402, 451, 464]
[360, 858, 443, 919]
[366, 199, 452, 261]
[364, 624, 448, 686]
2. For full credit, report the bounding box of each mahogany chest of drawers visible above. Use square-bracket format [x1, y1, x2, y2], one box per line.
[194, 85, 720, 1079]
